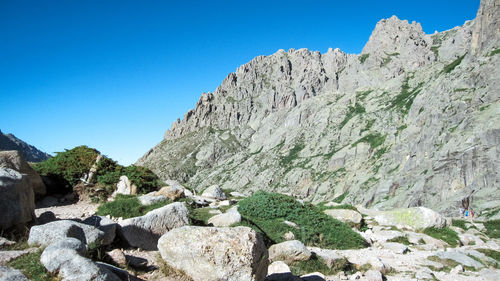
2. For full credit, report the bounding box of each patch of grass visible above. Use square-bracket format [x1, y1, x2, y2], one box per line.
[423, 227, 459, 247]
[451, 219, 468, 230]
[8, 250, 60, 281]
[188, 207, 217, 225]
[387, 235, 411, 245]
[339, 103, 365, 129]
[360, 177, 379, 190]
[333, 192, 348, 203]
[238, 192, 368, 250]
[280, 142, 305, 166]
[484, 220, 500, 238]
[427, 256, 461, 272]
[489, 48, 500, 56]
[352, 133, 386, 150]
[442, 54, 466, 73]
[388, 77, 424, 115]
[356, 90, 373, 102]
[431, 46, 440, 58]
[289, 256, 353, 276]
[477, 248, 500, 262]
[361, 119, 375, 133]
[359, 53, 369, 63]
[454, 88, 468, 92]
[317, 203, 357, 212]
[96, 194, 169, 219]
[373, 146, 388, 159]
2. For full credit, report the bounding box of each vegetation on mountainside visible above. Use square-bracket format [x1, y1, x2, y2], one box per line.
[423, 227, 459, 247]
[237, 191, 368, 250]
[442, 54, 466, 73]
[33, 145, 161, 198]
[290, 256, 354, 277]
[388, 76, 423, 115]
[96, 194, 169, 219]
[484, 220, 500, 238]
[358, 53, 370, 63]
[8, 250, 60, 281]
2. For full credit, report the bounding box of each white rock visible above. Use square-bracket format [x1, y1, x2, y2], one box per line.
[0, 266, 29, 281]
[208, 208, 241, 227]
[373, 207, 446, 230]
[28, 220, 105, 247]
[269, 240, 312, 264]
[119, 202, 189, 250]
[137, 194, 168, 205]
[324, 209, 363, 224]
[201, 185, 227, 200]
[364, 270, 383, 281]
[155, 185, 184, 201]
[112, 176, 137, 197]
[0, 168, 35, 230]
[158, 226, 268, 281]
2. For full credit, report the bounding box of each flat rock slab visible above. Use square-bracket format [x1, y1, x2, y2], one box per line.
[323, 209, 362, 224]
[434, 250, 484, 270]
[28, 220, 105, 247]
[0, 249, 38, 266]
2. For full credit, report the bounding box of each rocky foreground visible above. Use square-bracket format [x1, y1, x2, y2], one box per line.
[1, 154, 500, 281]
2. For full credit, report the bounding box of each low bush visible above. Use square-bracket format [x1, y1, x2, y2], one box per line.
[289, 256, 353, 277]
[387, 235, 411, 245]
[451, 219, 468, 230]
[423, 227, 459, 247]
[96, 194, 169, 219]
[238, 191, 368, 250]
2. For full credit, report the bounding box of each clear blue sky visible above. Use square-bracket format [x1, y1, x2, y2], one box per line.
[0, 0, 480, 165]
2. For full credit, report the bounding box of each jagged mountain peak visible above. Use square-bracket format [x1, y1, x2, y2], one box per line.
[139, 0, 500, 217]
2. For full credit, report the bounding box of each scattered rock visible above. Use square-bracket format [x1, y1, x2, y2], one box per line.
[0, 150, 46, 196]
[155, 185, 184, 201]
[379, 242, 408, 254]
[83, 216, 117, 246]
[28, 220, 106, 247]
[0, 168, 36, 230]
[0, 249, 37, 265]
[207, 207, 241, 227]
[450, 264, 464, 274]
[0, 237, 15, 249]
[434, 250, 484, 270]
[283, 231, 295, 241]
[269, 240, 312, 264]
[323, 209, 362, 225]
[119, 202, 189, 250]
[0, 265, 29, 281]
[158, 226, 268, 281]
[349, 271, 363, 280]
[36, 211, 57, 225]
[137, 193, 168, 206]
[112, 176, 137, 197]
[106, 249, 127, 267]
[307, 247, 345, 269]
[373, 207, 446, 230]
[364, 270, 383, 281]
[201, 185, 226, 201]
[230, 191, 246, 198]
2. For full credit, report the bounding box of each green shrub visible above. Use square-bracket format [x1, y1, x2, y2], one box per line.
[387, 235, 411, 245]
[484, 220, 500, 238]
[358, 53, 370, 64]
[289, 256, 353, 276]
[121, 165, 160, 194]
[33, 145, 100, 189]
[8, 250, 60, 281]
[388, 77, 423, 115]
[238, 192, 368, 250]
[317, 203, 357, 211]
[423, 227, 459, 247]
[333, 192, 348, 203]
[490, 48, 500, 56]
[96, 194, 169, 219]
[339, 103, 366, 129]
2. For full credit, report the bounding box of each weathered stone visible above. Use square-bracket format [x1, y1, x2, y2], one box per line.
[283, 232, 295, 241]
[379, 242, 408, 254]
[0, 168, 35, 230]
[137, 194, 168, 206]
[118, 202, 189, 250]
[158, 226, 268, 281]
[207, 207, 241, 227]
[105, 249, 127, 267]
[265, 260, 300, 281]
[269, 240, 312, 264]
[434, 250, 484, 270]
[364, 270, 383, 281]
[0, 249, 37, 265]
[373, 207, 446, 230]
[155, 185, 185, 201]
[323, 209, 362, 224]
[83, 216, 117, 246]
[112, 176, 137, 197]
[307, 247, 345, 269]
[28, 220, 105, 247]
[201, 185, 226, 200]
[41, 240, 120, 281]
[0, 237, 15, 249]
[0, 266, 29, 281]
[0, 151, 46, 196]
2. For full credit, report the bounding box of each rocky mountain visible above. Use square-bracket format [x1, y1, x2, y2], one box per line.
[0, 130, 51, 162]
[137, 0, 500, 216]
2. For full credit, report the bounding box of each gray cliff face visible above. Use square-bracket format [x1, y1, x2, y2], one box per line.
[138, 0, 500, 216]
[0, 131, 51, 162]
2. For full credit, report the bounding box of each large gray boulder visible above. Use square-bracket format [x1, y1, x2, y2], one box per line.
[41, 238, 120, 281]
[207, 207, 241, 227]
[28, 220, 106, 247]
[201, 185, 226, 201]
[0, 151, 46, 196]
[323, 209, 362, 225]
[118, 202, 189, 250]
[0, 266, 29, 281]
[83, 216, 117, 246]
[373, 207, 446, 230]
[0, 168, 35, 230]
[268, 240, 312, 265]
[158, 226, 269, 281]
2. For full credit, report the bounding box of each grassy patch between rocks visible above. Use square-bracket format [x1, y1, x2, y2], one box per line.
[423, 227, 459, 247]
[8, 250, 60, 281]
[289, 256, 353, 277]
[317, 203, 358, 212]
[387, 235, 411, 245]
[451, 219, 468, 230]
[484, 220, 500, 238]
[238, 192, 368, 250]
[442, 54, 465, 73]
[96, 194, 169, 219]
[477, 248, 500, 262]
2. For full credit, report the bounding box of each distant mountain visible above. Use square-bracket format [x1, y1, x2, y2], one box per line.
[0, 130, 51, 162]
[137, 0, 499, 216]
